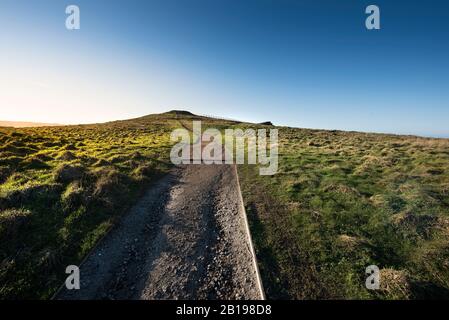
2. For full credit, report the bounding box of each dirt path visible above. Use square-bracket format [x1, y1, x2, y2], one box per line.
[56, 164, 262, 300]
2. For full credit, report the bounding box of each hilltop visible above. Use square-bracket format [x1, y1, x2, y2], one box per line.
[164, 110, 197, 116]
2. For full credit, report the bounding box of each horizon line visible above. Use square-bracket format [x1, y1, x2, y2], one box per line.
[1, 110, 448, 140]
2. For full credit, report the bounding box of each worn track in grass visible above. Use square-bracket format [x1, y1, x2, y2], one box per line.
[56, 164, 261, 300]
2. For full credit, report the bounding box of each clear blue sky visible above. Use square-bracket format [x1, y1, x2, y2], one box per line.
[1, 0, 448, 137]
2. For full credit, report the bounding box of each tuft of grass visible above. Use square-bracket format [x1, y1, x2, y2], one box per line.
[54, 164, 85, 183]
[0, 208, 31, 240]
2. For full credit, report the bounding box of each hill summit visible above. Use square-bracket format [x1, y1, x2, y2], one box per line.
[164, 110, 197, 116]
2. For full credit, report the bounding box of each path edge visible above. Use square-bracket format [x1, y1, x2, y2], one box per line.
[233, 164, 266, 300]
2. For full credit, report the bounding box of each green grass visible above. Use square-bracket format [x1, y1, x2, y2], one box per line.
[0, 113, 180, 299]
[237, 126, 449, 299]
[2, 112, 449, 300]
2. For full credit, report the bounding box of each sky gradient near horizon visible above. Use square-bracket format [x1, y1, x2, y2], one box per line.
[1, 0, 449, 137]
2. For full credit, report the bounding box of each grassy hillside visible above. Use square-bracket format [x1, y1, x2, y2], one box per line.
[1, 112, 449, 299]
[237, 126, 449, 299]
[0, 114, 182, 299]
